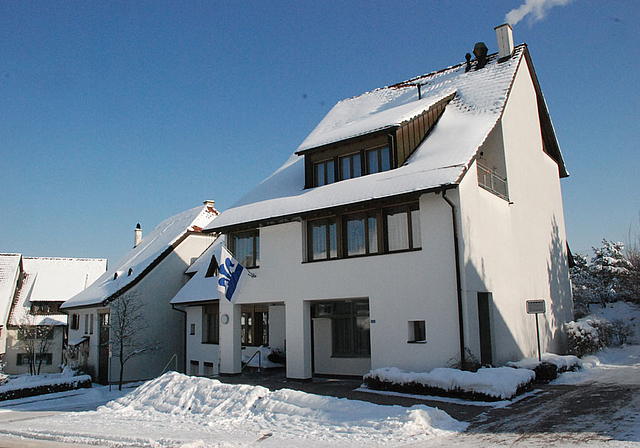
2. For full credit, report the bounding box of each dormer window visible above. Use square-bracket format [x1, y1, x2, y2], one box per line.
[339, 153, 362, 180]
[314, 159, 335, 186]
[365, 146, 391, 174]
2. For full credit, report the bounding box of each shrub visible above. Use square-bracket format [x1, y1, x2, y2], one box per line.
[567, 317, 612, 356]
[533, 362, 558, 383]
[610, 319, 634, 346]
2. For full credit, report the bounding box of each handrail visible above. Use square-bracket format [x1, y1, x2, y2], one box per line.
[160, 353, 178, 376]
[477, 162, 508, 200]
[241, 350, 262, 372]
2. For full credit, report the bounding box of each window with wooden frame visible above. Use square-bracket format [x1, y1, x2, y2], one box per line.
[306, 201, 420, 262]
[307, 217, 338, 261]
[230, 230, 260, 268]
[384, 203, 421, 252]
[365, 146, 391, 175]
[313, 159, 335, 186]
[339, 153, 362, 180]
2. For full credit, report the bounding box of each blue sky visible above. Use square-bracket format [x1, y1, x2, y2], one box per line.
[1, 0, 638, 264]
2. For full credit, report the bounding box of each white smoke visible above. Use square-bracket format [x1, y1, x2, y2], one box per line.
[505, 0, 573, 26]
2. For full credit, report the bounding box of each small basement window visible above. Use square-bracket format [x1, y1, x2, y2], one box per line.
[408, 320, 426, 343]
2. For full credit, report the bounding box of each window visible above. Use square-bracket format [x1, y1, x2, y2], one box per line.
[314, 159, 335, 186]
[308, 218, 337, 261]
[241, 305, 268, 347]
[231, 230, 259, 268]
[365, 146, 391, 174]
[17, 353, 52, 366]
[190, 324, 196, 336]
[30, 302, 62, 315]
[84, 314, 89, 335]
[306, 201, 420, 262]
[312, 300, 370, 357]
[202, 303, 219, 344]
[339, 153, 361, 180]
[408, 320, 426, 343]
[18, 327, 53, 340]
[203, 362, 214, 377]
[89, 314, 94, 335]
[71, 314, 80, 330]
[190, 360, 199, 376]
[384, 204, 421, 252]
[344, 212, 379, 256]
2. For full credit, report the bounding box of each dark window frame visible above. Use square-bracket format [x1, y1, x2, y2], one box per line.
[307, 217, 338, 261]
[230, 229, 260, 268]
[312, 300, 371, 358]
[202, 303, 220, 344]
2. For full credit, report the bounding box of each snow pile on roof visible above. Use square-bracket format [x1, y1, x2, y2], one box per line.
[207, 46, 525, 231]
[98, 371, 465, 446]
[63, 203, 218, 309]
[0, 254, 21, 326]
[171, 235, 225, 305]
[9, 257, 107, 326]
[365, 366, 535, 400]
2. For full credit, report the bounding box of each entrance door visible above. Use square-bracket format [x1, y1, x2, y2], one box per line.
[98, 312, 110, 384]
[477, 293, 493, 366]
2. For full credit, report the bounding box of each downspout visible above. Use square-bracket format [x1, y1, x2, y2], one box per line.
[171, 304, 187, 373]
[441, 188, 466, 367]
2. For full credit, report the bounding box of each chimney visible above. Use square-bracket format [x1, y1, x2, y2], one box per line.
[495, 23, 514, 61]
[134, 223, 142, 248]
[203, 200, 215, 208]
[473, 42, 488, 69]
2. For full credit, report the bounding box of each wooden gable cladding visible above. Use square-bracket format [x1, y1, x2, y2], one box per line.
[395, 93, 455, 166]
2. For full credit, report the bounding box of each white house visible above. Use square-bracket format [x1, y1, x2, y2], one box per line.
[175, 25, 573, 380]
[0, 254, 107, 374]
[61, 201, 218, 384]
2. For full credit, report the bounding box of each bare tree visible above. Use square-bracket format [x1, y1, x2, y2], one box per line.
[17, 316, 55, 375]
[109, 292, 160, 390]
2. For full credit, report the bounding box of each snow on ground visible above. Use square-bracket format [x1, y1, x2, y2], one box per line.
[0, 372, 466, 447]
[0, 369, 90, 393]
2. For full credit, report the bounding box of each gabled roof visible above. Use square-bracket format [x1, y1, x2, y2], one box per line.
[206, 44, 565, 233]
[171, 235, 226, 305]
[7, 256, 107, 326]
[0, 254, 22, 327]
[61, 203, 219, 310]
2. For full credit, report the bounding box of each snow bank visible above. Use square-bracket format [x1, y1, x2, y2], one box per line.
[98, 371, 466, 446]
[0, 370, 90, 393]
[364, 366, 535, 400]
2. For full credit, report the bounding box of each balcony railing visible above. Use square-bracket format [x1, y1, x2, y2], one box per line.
[477, 162, 508, 200]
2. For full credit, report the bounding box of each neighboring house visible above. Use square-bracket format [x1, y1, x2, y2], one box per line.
[179, 25, 573, 379]
[61, 201, 218, 384]
[0, 254, 107, 374]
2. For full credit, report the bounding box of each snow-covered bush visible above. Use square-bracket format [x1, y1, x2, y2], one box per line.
[566, 317, 612, 356]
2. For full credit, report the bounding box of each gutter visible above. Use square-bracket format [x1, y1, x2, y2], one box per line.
[441, 187, 466, 367]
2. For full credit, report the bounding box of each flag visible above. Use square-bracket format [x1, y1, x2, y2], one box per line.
[217, 245, 248, 303]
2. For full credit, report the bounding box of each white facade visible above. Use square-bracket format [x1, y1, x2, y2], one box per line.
[178, 39, 572, 379]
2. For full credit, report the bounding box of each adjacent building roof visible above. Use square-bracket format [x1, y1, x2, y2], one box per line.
[206, 44, 566, 232]
[0, 254, 22, 327]
[61, 202, 219, 310]
[5, 256, 107, 326]
[170, 235, 225, 305]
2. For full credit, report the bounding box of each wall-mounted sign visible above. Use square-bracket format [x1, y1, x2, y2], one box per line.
[526, 299, 546, 314]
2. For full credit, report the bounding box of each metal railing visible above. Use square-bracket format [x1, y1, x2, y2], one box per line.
[477, 162, 508, 200]
[241, 350, 262, 372]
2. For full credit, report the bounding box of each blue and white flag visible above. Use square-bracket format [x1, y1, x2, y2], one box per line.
[217, 245, 248, 303]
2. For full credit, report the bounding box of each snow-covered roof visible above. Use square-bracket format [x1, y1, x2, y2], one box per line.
[206, 45, 538, 232]
[8, 257, 107, 326]
[0, 254, 22, 326]
[171, 236, 225, 305]
[62, 203, 219, 309]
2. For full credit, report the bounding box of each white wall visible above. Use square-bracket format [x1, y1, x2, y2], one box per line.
[228, 192, 461, 377]
[185, 305, 220, 376]
[4, 326, 66, 375]
[458, 57, 573, 366]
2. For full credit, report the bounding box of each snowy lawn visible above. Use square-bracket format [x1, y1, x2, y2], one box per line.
[0, 371, 466, 447]
[0, 369, 91, 401]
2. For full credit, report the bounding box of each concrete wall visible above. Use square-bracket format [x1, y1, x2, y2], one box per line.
[458, 56, 573, 366]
